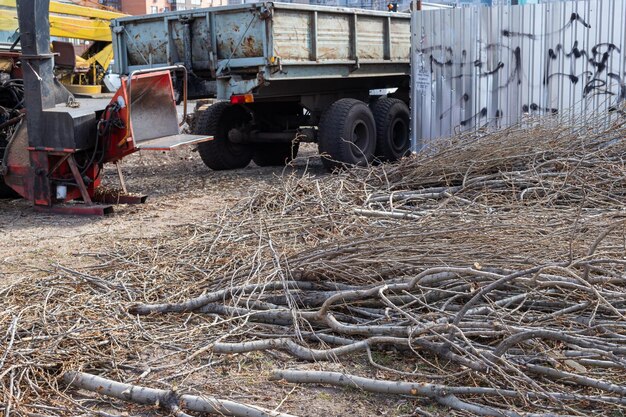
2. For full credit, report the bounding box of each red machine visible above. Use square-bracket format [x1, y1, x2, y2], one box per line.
[0, 0, 209, 215]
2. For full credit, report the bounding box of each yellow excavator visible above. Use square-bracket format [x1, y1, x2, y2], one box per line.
[0, 0, 126, 94]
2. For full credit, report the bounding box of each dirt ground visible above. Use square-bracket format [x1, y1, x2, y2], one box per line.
[0, 144, 322, 277]
[0, 144, 426, 416]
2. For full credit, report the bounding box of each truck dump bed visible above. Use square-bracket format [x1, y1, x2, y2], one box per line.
[111, 2, 410, 99]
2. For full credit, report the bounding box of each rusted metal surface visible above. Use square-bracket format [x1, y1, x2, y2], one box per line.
[111, 3, 411, 100]
[411, 0, 626, 148]
[355, 17, 384, 60]
[2, 122, 30, 197]
[390, 18, 410, 60]
[117, 19, 170, 67]
[310, 12, 351, 60]
[271, 9, 311, 61]
[215, 9, 265, 60]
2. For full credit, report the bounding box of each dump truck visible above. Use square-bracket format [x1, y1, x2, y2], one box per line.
[111, 2, 411, 171]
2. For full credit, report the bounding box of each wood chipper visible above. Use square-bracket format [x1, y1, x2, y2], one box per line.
[0, 0, 209, 215]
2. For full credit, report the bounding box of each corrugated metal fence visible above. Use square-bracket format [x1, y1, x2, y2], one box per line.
[410, 0, 626, 148]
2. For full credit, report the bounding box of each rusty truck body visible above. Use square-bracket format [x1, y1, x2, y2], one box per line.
[111, 2, 411, 170]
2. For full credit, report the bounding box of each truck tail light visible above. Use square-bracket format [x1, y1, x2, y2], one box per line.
[230, 94, 254, 104]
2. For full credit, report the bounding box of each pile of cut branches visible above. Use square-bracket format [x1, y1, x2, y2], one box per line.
[1, 113, 626, 416]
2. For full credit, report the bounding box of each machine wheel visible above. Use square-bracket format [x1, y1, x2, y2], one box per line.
[318, 98, 376, 171]
[193, 102, 253, 171]
[252, 141, 300, 167]
[372, 98, 410, 162]
[0, 175, 15, 198]
[0, 138, 18, 198]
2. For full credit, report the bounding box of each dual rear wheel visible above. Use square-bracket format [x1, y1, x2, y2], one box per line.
[372, 97, 411, 163]
[193, 97, 410, 172]
[193, 102, 298, 170]
[318, 97, 410, 171]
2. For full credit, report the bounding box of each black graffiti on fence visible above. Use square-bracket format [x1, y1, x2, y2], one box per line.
[502, 12, 591, 40]
[545, 41, 624, 105]
[417, 11, 624, 130]
[522, 103, 558, 114]
[439, 93, 469, 120]
[460, 108, 504, 127]
[545, 71, 593, 85]
[460, 107, 488, 126]
[423, 44, 522, 89]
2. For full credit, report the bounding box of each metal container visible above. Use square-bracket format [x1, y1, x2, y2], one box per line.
[111, 2, 410, 99]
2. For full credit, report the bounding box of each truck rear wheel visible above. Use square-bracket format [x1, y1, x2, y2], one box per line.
[318, 98, 376, 171]
[193, 102, 253, 170]
[253, 141, 300, 167]
[372, 98, 410, 162]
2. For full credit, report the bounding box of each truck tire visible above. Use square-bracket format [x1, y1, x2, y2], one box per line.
[252, 141, 300, 167]
[318, 98, 376, 171]
[193, 102, 253, 171]
[372, 98, 410, 162]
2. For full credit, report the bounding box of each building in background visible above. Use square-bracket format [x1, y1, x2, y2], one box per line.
[100, 0, 122, 10]
[72, 0, 564, 15]
[224, 0, 402, 11]
[67, 0, 122, 11]
[118, 0, 227, 14]
[223, 0, 452, 12]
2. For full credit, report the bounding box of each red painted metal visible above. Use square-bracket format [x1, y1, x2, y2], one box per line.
[30, 150, 53, 206]
[3, 71, 178, 215]
[66, 154, 93, 204]
[2, 57, 209, 215]
[2, 0, 192, 215]
[104, 70, 176, 162]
